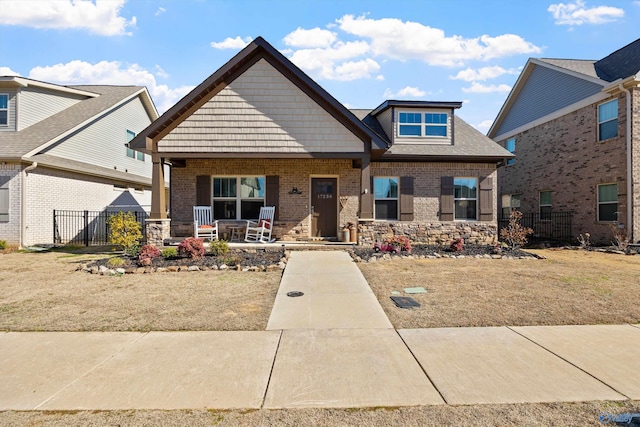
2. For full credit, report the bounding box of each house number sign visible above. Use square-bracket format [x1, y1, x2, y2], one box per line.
[317, 194, 333, 199]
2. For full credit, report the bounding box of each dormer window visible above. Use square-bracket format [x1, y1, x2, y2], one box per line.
[398, 111, 448, 137]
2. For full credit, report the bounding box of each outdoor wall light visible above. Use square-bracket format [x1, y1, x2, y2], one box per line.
[289, 187, 303, 195]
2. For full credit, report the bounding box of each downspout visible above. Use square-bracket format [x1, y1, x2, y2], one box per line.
[619, 84, 633, 242]
[21, 161, 38, 248]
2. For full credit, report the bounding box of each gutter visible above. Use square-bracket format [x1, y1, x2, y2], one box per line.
[618, 83, 633, 242]
[21, 162, 38, 248]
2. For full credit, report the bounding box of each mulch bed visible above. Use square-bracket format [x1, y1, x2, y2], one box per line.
[350, 244, 538, 261]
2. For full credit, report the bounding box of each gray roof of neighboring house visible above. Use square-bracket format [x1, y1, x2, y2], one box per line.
[595, 38, 640, 81]
[28, 153, 152, 186]
[0, 84, 150, 159]
[537, 59, 599, 78]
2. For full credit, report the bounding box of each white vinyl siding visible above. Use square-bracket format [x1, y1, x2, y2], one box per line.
[45, 96, 153, 177]
[18, 86, 85, 130]
[159, 59, 363, 154]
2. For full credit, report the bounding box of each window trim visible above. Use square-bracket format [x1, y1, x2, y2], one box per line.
[454, 177, 478, 221]
[597, 99, 618, 142]
[0, 175, 10, 222]
[0, 93, 9, 127]
[397, 111, 448, 138]
[539, 190, 552, 220]
[597, 183, 618, 222]
[126, 130, 136, 159]
[501, 193, 520, 216]
[212, 176, 266, 220]
[373, 176, 399, 221]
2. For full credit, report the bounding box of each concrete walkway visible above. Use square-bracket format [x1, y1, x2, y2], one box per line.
[1, 250, 639, 410]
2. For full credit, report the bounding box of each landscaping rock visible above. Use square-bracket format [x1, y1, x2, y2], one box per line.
[187, 266, 200, 271]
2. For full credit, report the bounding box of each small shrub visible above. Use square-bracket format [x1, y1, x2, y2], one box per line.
[577, 233, 591, 249]
[161, 247, 178, 258]
[0, 240, 7, 250]
[138, 244, 161, 266]
[177, 237, 205, 259]
[450, 237, 464, 252]
[500, 210, 533, 249]
[107, 257, 125, 267]
[611, 224, 630, 252]
[106, 212, 142, 256]
[209, 239, 229, 256]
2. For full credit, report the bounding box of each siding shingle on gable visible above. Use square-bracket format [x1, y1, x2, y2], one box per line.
[495, 65, 604, 136]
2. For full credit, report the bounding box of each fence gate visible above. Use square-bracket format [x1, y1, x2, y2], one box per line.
[53, 210, 147, 246]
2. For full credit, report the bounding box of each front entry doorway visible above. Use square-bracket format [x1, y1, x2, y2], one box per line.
[311, 178, 338, 238]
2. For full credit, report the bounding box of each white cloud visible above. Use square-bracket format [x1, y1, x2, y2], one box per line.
[154, 65, 169, 79]
[288, 40, 374, 80]
[337, 14, 541, 66]
[28, 60, 193, 114]
[548, 0, 624, 25]
[462, 82, 511, 93]
[155, 7, 166, 17]
[210, 36, 252, 49]
[476, 119, 495, 131]
[0, 0, 136, 36]
[283, 27, 337, 48]
[384, 86, 427, 98]
[450, 66, 519, 82]
[375, 75, 385, 81]
[0, 67, 21, 76]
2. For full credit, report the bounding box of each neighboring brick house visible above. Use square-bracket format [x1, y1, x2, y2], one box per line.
[488, 38, 640, 244]
[0, 77, 159, 247]
[130, 37, 512, 246]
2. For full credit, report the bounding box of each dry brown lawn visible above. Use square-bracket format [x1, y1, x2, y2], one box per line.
[359, 249, 640, 329]
[0, 251, 281, 332]
[1, 400, 639, 426]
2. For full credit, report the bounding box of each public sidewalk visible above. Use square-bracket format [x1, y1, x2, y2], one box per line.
[1, 251, 639, 410]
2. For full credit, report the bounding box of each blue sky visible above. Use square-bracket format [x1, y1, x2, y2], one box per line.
[1, 0, 639, 132]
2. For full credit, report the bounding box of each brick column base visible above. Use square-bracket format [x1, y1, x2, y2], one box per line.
[146, 218, 171, 246]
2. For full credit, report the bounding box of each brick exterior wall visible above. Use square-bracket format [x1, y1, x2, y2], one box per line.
[632, 88, 640, 243]
[171, 159, 498, 244]
[24, 167, 152, 246]
[0, 163, 22, 245]
[497, 93, 630, 244]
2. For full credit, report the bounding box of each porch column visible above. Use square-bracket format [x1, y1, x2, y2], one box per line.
[360, 155, 373, 219]
[150, 152, 167, 219]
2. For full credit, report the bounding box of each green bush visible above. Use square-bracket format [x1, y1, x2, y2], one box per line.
[0, 240, 7, 250]
[161, 247, 178, 258]
[209, 239, 229, 256]
[107, 257, 125, 267]
[106, 212, 142, 256]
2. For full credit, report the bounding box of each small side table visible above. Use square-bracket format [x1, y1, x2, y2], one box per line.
[229, 226, 246, 242]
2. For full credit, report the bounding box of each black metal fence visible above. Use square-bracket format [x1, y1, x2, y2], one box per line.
[53, 210, 147, 246]
[498, 211, 574, 243]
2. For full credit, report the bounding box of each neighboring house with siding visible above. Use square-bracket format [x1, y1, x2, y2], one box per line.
[0, 76, 159, 247]
[130, 37, 512, 246]
[488, 38, 640, 244]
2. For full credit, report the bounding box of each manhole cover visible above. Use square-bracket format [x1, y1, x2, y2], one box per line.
[287, 291, 304, 297]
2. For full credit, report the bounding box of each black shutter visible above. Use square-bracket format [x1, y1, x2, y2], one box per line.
[440, 176, 454, 221]
[265, 175, 279, 220]
[479, 176, 494, 221]
[196, 175, 211, 206]
[399, 176, 414, 221]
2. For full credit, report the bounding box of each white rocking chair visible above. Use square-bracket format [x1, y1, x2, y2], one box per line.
[245, 206, 276, 243]
[193, 206, 219, 240]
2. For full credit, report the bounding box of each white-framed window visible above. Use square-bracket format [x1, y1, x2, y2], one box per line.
[454, 177, 477, 220]
[598, 99, 618, 141]
[0, 94, 8, 127]
[373, 177, 399, 220]
[597, 183, 618, 222]
[126, 130, 145, 161]
[0, 176, 10, 222]
[398, 111, 448, 137]
[213, 176, 265, 220]
[506, 137, 516, 165]
[539, 191, 552, 220]
[501, 193, 520, 216]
